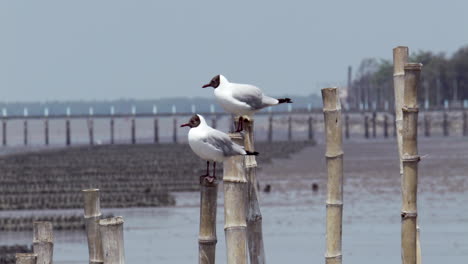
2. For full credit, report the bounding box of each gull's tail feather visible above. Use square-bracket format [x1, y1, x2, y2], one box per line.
[278, 98, 292, 104]
[245, 150, 259, 156]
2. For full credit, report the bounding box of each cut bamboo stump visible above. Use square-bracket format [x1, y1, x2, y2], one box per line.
[198, 179, 218, 264]
[401, 63, 422, 264]
[99, 216, 125, 264]
[33, 222, 53, 264]
[322, 88, 344, 264]
[243, 119, 266, 264]
[224, 132, 248, 264]
[15, 253, 37, 264]
[83, 189, 104, 264]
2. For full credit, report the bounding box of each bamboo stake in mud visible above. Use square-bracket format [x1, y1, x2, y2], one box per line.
[224, 132, 248, 264]
[44, 119, 49, 146]
[383, 114, 389, 138]
[154, 118, 159, 143]
[401, 63, 422, 264]
[99, 217, 125, 264]
[173, 118, 177, 143]
[364, 114, 369, 138]
[308, 115, 315, 141]
[267, 115, 273, 142]
[344, 114, 349, 139]
[442, 112, 449, 136]
[83, 189, 104, 264]
[321, 88, 344, 264]
[372, 111, 377, 138]
[463, 111, 468, 136]
[131, 118, 136, 144]
[88, 119, 94, 145]
[15, 253, 37, 264]
[2, 119, 6, 146]
[424, 114, 430, 137]
[23, 120, 28, 146]
[199, 178, 218, 264]
[33, 222, 54, 264]
[66, 119, 71, 146]
[243, 119, 266, 264]
[110, 119, 115, 144]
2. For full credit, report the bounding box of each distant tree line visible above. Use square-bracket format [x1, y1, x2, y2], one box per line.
[347, 45, 468, 110]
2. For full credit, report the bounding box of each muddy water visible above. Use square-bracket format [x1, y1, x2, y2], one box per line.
[1, 137, 467, 263]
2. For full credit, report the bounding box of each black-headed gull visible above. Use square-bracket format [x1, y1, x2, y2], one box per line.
[202, 74, 292, 131]
[181, 114, 259, 182]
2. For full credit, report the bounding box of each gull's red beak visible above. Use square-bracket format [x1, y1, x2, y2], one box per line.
[180, 123, 190, 128]
[202, 83, 211, 88]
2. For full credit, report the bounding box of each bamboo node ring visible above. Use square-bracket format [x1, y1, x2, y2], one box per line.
[402, 106, 419, 113]
[325, 152, 344, 159]
[401, 211, 417, 219]
[402, 154, 420, 162]
[198, 239, 217, 245]
[326, 202, 343, 207]
[323, 109, 340, 113]
[325, 254, 342, 260]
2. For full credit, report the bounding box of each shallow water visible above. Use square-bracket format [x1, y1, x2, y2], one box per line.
[1, 137, 467, 263]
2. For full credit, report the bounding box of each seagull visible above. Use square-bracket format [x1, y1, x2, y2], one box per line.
[202, 75, 292, 132]
[181, 114, 259, 183]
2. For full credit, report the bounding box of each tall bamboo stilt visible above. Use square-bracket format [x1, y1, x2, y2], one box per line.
[243, 119, 266, 264]
[198, 179, 218, 264]
[83, 189, 104, 264]
[401, 63, 422, 264]
[393, 46, 409, 172]
[99, 217, 125, 264]
[15, 253, 37, 264]
[321, 88, 344, 264]
[224, 132, 248, 264]
[33, 222, 53, 264]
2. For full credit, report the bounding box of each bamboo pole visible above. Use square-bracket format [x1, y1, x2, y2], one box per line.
[344, 114, 349, 139]
[44, 119, 49, 146]
[267, 115, 273, 142]
[321, 88, 344, 264]
[24, 120, 28, 146]
[364, 114, 369, 138]
[243, 119, 266, 264]
[33, 222, 54, 264]
[110, 119, 115, 144]
[88, 119, 94, 145]
[173, 118, 177, 143]
[287, 115, 292, 141]
[99, 216, 125, 264]
[66, 119, 71, 146]
[383, 114, 389, 138]
[424, 114, 430, 137]
[154, 118, 159, 143]
[15, 253, 37, 264]
[224, 132, 248, 264]
[198, 178, 218, 264]
[83, 189, 104, 264]
[308, 115, 314, 141]
[401, 63, 422, 264]
[372, 111, 377, 138]
[131, 118, 136, 144]
[2, 119, 6, 146]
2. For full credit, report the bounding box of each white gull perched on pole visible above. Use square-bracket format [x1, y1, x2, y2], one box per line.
[202, 74, 292, 132]
[180, 114, 258, 182]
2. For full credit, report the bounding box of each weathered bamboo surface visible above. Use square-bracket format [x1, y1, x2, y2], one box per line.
[15, 253, 37, 264]
[401, 63, 422, 264]
[243, 119, 266, 264]
[223, 133, 248, 264]
[99, 216, 125, 264]
[322, 88, 344, 264]
[33, 222, 53, 264]
[198, 179, 218, 264]
[83, 189, 104, 264]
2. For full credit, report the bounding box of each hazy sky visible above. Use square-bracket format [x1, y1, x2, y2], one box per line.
[1, 1, 467, 102]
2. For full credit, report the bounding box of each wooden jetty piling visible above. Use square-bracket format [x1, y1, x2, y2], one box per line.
[321, 88, 344, 264]
[224, 132, 248, 264]
[198, 178, 218, 264]
[99, 217, 125, 264]
[243, 119, 266, 264]
[83, 189, 104, 264]
[401, 63, 422, 264]
[15, 253, 37, 264]
[33, 222, 54, 264]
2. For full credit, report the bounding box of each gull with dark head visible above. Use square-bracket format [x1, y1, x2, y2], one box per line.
[202, 75, 292, 132]
[181, 114, 258, 182]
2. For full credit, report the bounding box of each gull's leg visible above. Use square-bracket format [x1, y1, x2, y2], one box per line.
[206, 162, 216, 183]
[200, 161, 210, 183]
[235, 116, 244, 132]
